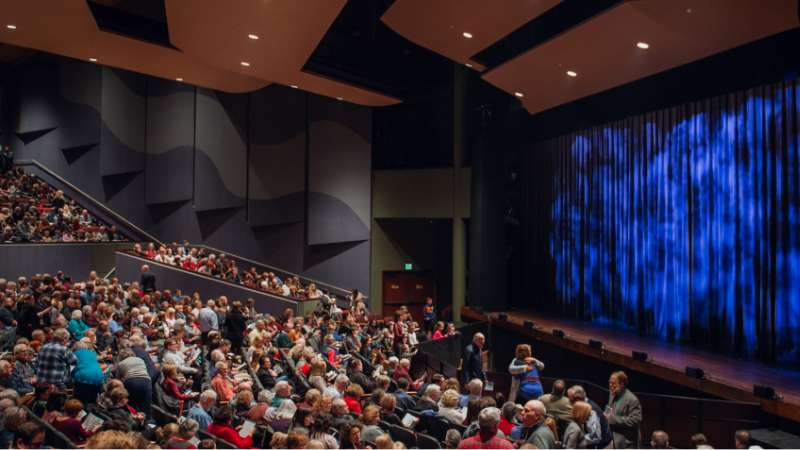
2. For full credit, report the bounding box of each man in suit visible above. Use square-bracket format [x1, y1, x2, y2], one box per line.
[460, 332, 486, 385]
[520, 399, 556, 449]
[605, 371, 642, 449]
[140, 264, 156, 293]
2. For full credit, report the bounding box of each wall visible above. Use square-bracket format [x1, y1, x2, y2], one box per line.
[370, 168, 470, 314]
[3, 56, 371, 291]
[0, 243, 129, 281]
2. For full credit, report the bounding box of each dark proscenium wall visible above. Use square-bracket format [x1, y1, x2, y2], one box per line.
[3, 56, 372, 292]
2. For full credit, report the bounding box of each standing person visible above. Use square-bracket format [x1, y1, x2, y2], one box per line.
[72, 341, 106, 406]
[460, 332, 486, 386]
[116, 348, 153, 421]
[422, 297, 436, 335]
[140, 264, 156, 293]
[508, 344, 545, 403]
[198, 300, 219, 344]
[605, 371, 642, 449]
[224, 301, 247, 354]
[35, 328, 77, 389]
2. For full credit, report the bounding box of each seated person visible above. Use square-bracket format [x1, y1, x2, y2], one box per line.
[51, 398, 94, 444]
[207, 405, 254, 449]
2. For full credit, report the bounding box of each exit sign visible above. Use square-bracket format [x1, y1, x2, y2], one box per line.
[404, 263, 413, 271]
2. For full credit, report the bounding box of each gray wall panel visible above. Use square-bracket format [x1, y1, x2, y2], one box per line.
[0, 243, 126, 281]
[100, 68, 146, 176]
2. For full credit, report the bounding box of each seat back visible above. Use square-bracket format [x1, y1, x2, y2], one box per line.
[416, 432, 441, 449]
[198, 428, 238, 449]
[24, 407, 77, 449]
[388, 424, 417, 448]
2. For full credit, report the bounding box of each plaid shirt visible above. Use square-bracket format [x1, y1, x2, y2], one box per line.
[35, 342, 77, 387]
[457, 434, 514, 449]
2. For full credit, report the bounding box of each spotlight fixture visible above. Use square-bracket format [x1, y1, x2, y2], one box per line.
[523, 320, 535, 329]
[290, 85, 298, 89]
[336, 96, 344, 101]
[240, 61, 251, 67]
[589, 339, 603, 350]
[465, 63, 473, 68]
[6, 24, 17, 30]
[462, 32, 473, 39]
[248, 34, 259, 40]
[632, 351, 648, 362]
[175, 77, 183, 82]
[636, 42, 650, 49]
[685, 366, 705, 379]
[753, 384, 778, 400]
[514, 92, 524, 98]
[89, 58, 98, 63]
[552, 329, 566, 339]
[497, 313, 508, 322]
[566, 70, 578, 77]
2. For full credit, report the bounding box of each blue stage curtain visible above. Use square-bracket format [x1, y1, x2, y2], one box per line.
[544, 79, 800, 363]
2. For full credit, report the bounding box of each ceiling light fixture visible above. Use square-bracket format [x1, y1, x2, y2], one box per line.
[566, 70, 578, 77]
[462, 32, 473, 39]
[248, 34, 259, 40]
[6, 24, 17, 30]
[240, 61, 251, 67]
[465, 63, 473, 68]
[336, 96, 344, 101]
[89, 58, 98, 63]
[176, 77, 183, 82]
[290, 85, 298, 89]
[514, 92, 524, 98]
[636, 42, 650, 49]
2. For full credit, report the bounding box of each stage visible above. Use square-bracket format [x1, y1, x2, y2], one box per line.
[462, 307, 800, 424]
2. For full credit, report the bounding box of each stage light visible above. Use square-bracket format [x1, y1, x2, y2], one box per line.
[636, 42, 650, 49]
[462, 32, 473, 39]
[240, 61, 251, 67]
[632, 351, 648, 361]
[6, 24, 17, 30]
[685, 366, 705, 379]
[498, 313, 508, 321]
[753, 384, 778, 400]
[523, 320, 535, 329]
[89, 58, 98, 63]
[589, 339, 603, 350]
[552, 329, 566, 339]
[566, 70, 578, 77]
[514, 92, 524, 98]
[248, 34, 259, 40]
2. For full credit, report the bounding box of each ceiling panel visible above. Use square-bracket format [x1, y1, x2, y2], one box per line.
[482, 0, 799, 114]
[381, 0, 561, 71]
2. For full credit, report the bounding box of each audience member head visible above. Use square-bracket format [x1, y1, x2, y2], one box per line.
[651, 430, 670, 449]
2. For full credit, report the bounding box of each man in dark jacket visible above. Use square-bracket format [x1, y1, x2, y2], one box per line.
[460, 332, 485, 385]
[568, 384, 612, 447]
[140, 264, 156, 293]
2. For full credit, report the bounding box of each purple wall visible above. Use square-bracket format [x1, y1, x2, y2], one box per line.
[3, 57, 371, 292]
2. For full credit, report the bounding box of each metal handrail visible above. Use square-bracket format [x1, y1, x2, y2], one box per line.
[14, 159, 163, 245]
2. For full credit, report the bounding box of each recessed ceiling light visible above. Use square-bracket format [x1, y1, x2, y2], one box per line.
[240, 61, 251, 67]
[290, 85, 298, 89]
[6, 24, 17, 30]
[336, 96, 344, 101]
[566, 70, 578, 77]
[514, 92, 524, 98]
[636, 42, 650, 49]
[686, 8, 692, 13]
[248, 34, 259, 40]
[176, 77, 183, 82]
[465, 63, 473, 68]
[89, 58, 98, 63]
[462, 32, 473, 39]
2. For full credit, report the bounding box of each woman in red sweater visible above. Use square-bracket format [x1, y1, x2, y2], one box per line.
[207, 406, 254, 449]
[161, 365, 197, 403]
[51, 399, 94, 445]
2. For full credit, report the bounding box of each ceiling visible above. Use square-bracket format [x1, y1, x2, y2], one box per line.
[0, 0, 401, 106]
[382, 0, 800, 115]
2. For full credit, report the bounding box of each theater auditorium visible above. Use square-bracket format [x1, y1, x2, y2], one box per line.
[0, 1, 799, 449]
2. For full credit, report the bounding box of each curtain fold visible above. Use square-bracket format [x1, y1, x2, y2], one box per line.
[544, 79, 800, 363]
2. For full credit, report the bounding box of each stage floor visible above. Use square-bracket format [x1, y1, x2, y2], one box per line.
[462, 307, 800, 423]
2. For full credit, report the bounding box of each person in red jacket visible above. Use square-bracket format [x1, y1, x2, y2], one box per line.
[207, 405, 254, 449]
[161, 365, 197, 403]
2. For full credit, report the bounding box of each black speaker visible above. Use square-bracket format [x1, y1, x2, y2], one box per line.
[632, 351, 648, 362]
[498, 313, 508, 321]
[685, 366, 705, 379]
[523, 320, 535, 329]
[589, 339, 603, 350]
[552, 329, 565, 339]
[753, 384, 777, 400]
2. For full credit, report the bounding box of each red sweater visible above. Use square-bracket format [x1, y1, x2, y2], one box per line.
[344, 395, 362, 414]
[163, 378, 193, 400]
[207, 423, 253, 449]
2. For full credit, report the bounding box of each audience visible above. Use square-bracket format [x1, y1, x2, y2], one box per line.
[0, 168, 127, 243]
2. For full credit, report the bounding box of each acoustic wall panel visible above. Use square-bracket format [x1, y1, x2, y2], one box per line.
[145, 78, 195, 205]
[58, 60, 100, 151]
[195, 88, 247, 211]
[307, 94, 371, 245]
[248, 85, 306, 226]
[14, 63, 59, 135]
[100, 68, 146, 176]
